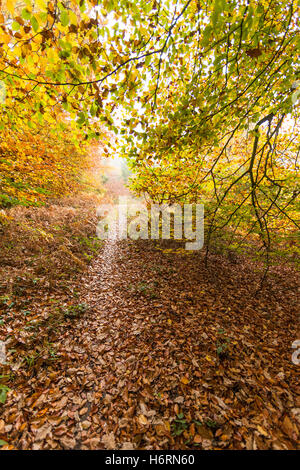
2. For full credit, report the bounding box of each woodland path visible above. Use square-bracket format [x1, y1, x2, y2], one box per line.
[65, 233, 299, 450]
[2, 180, 299, 450]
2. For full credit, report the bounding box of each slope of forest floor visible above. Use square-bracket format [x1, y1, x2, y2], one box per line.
[0, 202, 299, 449]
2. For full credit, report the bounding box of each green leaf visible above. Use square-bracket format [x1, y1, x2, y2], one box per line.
[77, 112, 86, 126]
[0, 440, 8, 447]
[61, 10, 70, 27]
[21, 8, 31, 20]
[31, 16, 39, 32]
[11, 21, 20, 31]
[0, 386, 9, 404]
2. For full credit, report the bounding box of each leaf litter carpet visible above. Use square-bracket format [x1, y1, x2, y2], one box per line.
[1, 237, 299, 450]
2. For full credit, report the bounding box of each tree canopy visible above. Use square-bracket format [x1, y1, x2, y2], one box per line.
[0, 0, 299, 258]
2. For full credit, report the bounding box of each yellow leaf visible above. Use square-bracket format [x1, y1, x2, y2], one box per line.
[36, 0, 47, 10]
[257, 425, 269, 437]
[5, 0, 17, 15]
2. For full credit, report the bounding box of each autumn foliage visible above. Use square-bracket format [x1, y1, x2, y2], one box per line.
[1, 120, 94, 207]
[0, 0, 299, 453]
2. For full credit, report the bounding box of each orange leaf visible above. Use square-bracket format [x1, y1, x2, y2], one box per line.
[180, 377, 189, 384]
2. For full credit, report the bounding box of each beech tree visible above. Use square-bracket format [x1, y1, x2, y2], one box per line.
[0, 0, 299, 260]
